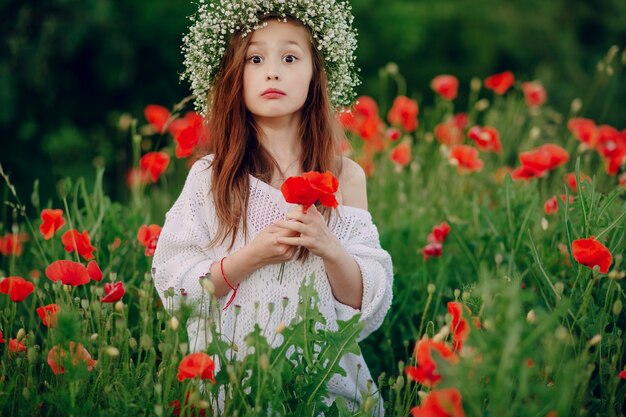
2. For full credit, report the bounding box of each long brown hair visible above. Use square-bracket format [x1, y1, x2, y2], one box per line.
[205, 16, 344, 252]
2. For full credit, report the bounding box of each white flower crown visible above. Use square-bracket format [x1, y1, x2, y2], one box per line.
[181, 0, 360, 115]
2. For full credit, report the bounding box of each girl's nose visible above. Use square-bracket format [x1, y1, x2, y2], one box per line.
[266, 74, 279, 81]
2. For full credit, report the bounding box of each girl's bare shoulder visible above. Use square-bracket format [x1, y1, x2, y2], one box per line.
[337, 156, 368, 210]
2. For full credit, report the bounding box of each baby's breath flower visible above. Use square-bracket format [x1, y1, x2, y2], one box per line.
[181, 0, 360, 114]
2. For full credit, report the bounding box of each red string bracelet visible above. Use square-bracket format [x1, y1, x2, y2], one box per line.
[220, 256, 239, 310]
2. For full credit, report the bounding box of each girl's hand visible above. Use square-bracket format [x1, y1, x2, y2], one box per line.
[245, 223, 299, 267]
[274, 205, 341, 260]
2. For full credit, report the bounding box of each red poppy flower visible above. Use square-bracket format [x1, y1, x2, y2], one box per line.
[0, 233, 26, 256]
[521, 81, 547, 108]
[140, 152, 170, 183]
[423, 242, 443, 261]
[8, 338, 27, 355]
[87, 260, 103, 281]
[449, 145, 483, 173]
[0, 276, 35, 302]
[484, 71, 515, 95]
[101, 281, 125, 303]
[137, 224, 162, 256]
[47, 342, 97, 375]
[595, 125, 626, 175]
[61, 229, 95, 260]
[467, 126, 502, 153]
[390, 141, 411, 167]
[428, 222, 450, 243]
[544, 194, 574, 215]
[39, 209, 65, 240]
[169, 393, 207, 417]
[388, 96, 419, 132]
[448, 302, 470, 351]
[405, 339, 458, 387]
[385, 127, 401, 141]
[572, 236, 612, 274]
[0, 329, 4, 343]
[281, 171, 339, 212]
[37, 304, 61, 328]
[177, 352, 216, 383]
[619, 370, 626, 379]
[410, 388, 465, 417]
[342, 97, 385, 141]
[144, 104, 171, 133]
[518, 144, 569, 174]
[45, 260, 91, 286]
[567, 118, 598, 148]
[544, 196, 558, 215]
[431, 75, 459, 101]
[511, 164, 546, 181]
[126, 167, 152, 189]
[434, 114, 468, 146]
[169, 112, 208, 158]
[564, 172, 591, 192]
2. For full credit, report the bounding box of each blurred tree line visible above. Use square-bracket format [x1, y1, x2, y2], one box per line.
[1, 0, 625, 205]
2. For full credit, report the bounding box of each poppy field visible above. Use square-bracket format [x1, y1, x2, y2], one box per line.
[1, 47, 626, 416]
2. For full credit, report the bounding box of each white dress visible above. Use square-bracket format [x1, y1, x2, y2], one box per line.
[152, 155, 393, 415]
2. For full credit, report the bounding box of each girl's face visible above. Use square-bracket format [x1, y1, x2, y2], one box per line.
[243, 19, 313, 122]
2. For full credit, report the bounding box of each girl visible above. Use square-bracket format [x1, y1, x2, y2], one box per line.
[152, 1, 393, 414]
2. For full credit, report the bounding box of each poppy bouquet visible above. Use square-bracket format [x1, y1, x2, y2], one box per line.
[280, 171, 339, 212]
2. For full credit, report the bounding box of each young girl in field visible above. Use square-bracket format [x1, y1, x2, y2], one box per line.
[152, 1, 393, 414]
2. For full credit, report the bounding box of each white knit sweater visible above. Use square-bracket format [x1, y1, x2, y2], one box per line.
[152, 155, 393, 415]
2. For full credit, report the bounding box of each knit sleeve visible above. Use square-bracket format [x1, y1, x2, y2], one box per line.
[334, 208, 393, 342]
[151, 157, 215, 310]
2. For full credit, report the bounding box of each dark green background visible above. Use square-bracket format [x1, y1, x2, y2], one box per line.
[1, 0, 625, 205]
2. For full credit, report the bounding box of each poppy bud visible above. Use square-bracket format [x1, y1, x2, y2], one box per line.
[526, 310, 537, 324]
[475, 99, 489, 111]
[169, 317, 179, 331]
[90, 333, 98, 341]
[105, 346, 120, 357]
[154, 404, 163, 417]
[427, 284, 435, 294]
[115, 301, 124, 313]
[570, 98, 582, 114]
[587, 334, 602, 347]
[363, 396, 376, 413]
[201, 278, 215, 294]
[179, 343, 188, 355]
[613, 300, 623, 316]
[259, 353, 269, 371]
[275, 322, 286, 334]
[198, 401, 210, 410]
[16, 328, 25, 341]
[128, 337, 138, 350]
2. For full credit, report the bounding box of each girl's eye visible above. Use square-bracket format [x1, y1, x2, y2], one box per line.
[248, 55, 263, 64]
[283, 55, 297, 64]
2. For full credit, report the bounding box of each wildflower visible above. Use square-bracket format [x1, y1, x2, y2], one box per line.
[37, 304, 61, 328]
[169, 111, 208, 158]
[126, 167, 152, 189]
[567, 117, 597, 148]
[8, 338, 27, 356]
[564, 172, 591, 192]
[467, 126, 502, 153]
[144, 104, 171, 133]
[385, 127, 401, 141]
[45, 260, 91, 286]
[448, 302, 470, 351]
[431, 75, 459, 101]
[595, 125, 626, 175]
[0, 233, 27, 256]
[521, 81, 547, 108]
[140, 152, 170, 183]
[484, 70, 515, 95]
[423, 242, 443, 261]
[544, 194, 574, 215]
[177, 352, 216, 383]
[137, 224, 162, 256]
[47, 342, 97, 375]
[512, 144, 569, 180]
[0, 329, 4, 343]
[388, 96, 419, 132]
[410, 388, 465, 417]
[390, 141, 411, 167]
[101, 282, 126, 303]
[405, 339, 457, 387]
[434, 113, 468, 146]
[427, 222, 450, 243]
[0, 276, 35, 302]
[449, 145, 484, 173]
[281, 171, 339, 212]
[39, 209, 65, 240]
[619, 370, 626, 379]
[61, 229, 96, 260]
[87, 260, 103, 281]
[340, 96, 384, 141]
[572, 236, 612, 274]
[169, 393, 207, 417]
